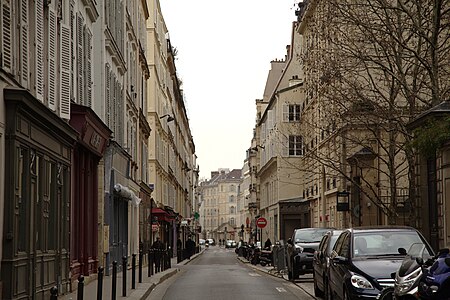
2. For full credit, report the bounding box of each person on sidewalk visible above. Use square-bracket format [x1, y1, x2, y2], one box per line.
[264, 238, 272, 250]
[185, 237, 196, 259]
[152, 237, 163, 272]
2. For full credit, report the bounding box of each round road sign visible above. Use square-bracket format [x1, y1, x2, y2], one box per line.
[256, 217, 267, 228]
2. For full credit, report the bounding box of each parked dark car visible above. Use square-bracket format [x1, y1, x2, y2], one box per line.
[313, 229, 343, 298]
[286, 227, 334, 280]
[328, 226, 434, 300]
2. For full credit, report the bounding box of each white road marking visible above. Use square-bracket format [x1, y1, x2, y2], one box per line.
[276, 287, 287, 293]
[249, 273, 262, 277]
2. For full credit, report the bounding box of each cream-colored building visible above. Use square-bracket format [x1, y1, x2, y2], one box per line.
[200, 169, 242, 241]
[251, 0, 448, 251]
[146, 0, 197, 250]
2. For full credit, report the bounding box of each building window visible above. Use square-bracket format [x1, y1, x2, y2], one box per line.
[289, 135, 303, 156]
[229, 195, 235, 202]
[283, 104, 301, 122]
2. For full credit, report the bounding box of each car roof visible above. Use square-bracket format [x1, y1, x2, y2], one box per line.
[294, 227, 335, 231]
[346, 226, 417, 233]
[327, 229, 344, 235]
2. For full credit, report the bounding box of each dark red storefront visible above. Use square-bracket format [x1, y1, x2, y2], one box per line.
[69, 104, 111, 281]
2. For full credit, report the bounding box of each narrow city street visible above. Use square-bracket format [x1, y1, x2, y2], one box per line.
[147, 246, 314, 300]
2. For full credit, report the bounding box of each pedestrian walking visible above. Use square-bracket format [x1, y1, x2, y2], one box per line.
[151, 237, 163, 272]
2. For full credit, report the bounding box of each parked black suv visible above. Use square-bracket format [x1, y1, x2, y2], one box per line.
[328, 226, 434, 300]
[286, 227, 333, 280]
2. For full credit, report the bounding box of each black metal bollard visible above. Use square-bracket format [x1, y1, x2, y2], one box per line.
[122, 256, 127, 297]
[154, 249, 159, 273]
[97, 266, 104, 300]
[111, 261, 117, 300]
[77, 275, 84, 300]
[168, 249, 171, 268]
[132, 254, 136, 289]
[139, 250, 143, 283]
[160, 249, 164, 271]
[165, 249, 169, 270]
[148, 249, 153, 277]
[177, 247, 181, 263]
[50, 286, 58, 300]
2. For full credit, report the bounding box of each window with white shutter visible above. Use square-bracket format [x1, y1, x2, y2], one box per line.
[76, 13, 84, 105]
[35, 0, 44, 101]
[283, 104, 301, 122]
[1, 0, 13, 74]
[60, 24, 71, 119]
[289, 135, 303, 156]
[84, 27, 92, 107]
[70, 1, 75, 101]
[113, 77, 119, 141]
[111, 75, 116, 137]
[282, 104, 289, 122]
[105, 64, 111, 126]
[19, 0, 28, 88]
[48, 8, 57, 111]
[118, 84, 124, 144]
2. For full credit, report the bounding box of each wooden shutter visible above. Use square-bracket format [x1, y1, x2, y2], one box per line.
[47, 8, 57, 111]
[76, 13, 84, 104]
[19, 0, 28, 88]
[70, 0, 75, 101]
[35, 0, 44, 101]
[105, 64, 111, 126]
[112, 75, 117, 138]
[282, 104, 289, 122]
[1, 0, 13, 73]
[84, 27, 92, 107]
[60, 24, 71, 119]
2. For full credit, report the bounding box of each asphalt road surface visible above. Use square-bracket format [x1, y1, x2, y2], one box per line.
[147, 246, 315, 300]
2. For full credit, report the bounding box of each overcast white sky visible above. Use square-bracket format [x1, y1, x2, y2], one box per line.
[159, 1, 298, 180]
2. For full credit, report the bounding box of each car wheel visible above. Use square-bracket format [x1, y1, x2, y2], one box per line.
[378, 287, 393, 300]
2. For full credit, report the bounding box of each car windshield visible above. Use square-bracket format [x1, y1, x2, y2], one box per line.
[294, 228, 331, 243]
[353, 231, 432, 258]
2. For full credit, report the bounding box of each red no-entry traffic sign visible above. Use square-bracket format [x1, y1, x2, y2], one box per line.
[256, 217, 267, 228]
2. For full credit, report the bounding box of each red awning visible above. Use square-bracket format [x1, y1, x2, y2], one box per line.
[150, 208, 170, 222]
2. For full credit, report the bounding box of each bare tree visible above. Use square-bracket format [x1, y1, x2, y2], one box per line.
[290, 0, 450, 224]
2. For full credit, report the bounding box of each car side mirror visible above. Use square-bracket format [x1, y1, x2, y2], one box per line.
[416, 257, 424, 266]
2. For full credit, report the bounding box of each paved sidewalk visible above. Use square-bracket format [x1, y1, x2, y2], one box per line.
[60, 251, 203, 300]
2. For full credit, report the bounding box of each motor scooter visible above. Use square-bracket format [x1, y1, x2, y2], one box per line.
[259, 248, 272, 267]
[394, 243, 435, 299]
[417, 248, 450, 300]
